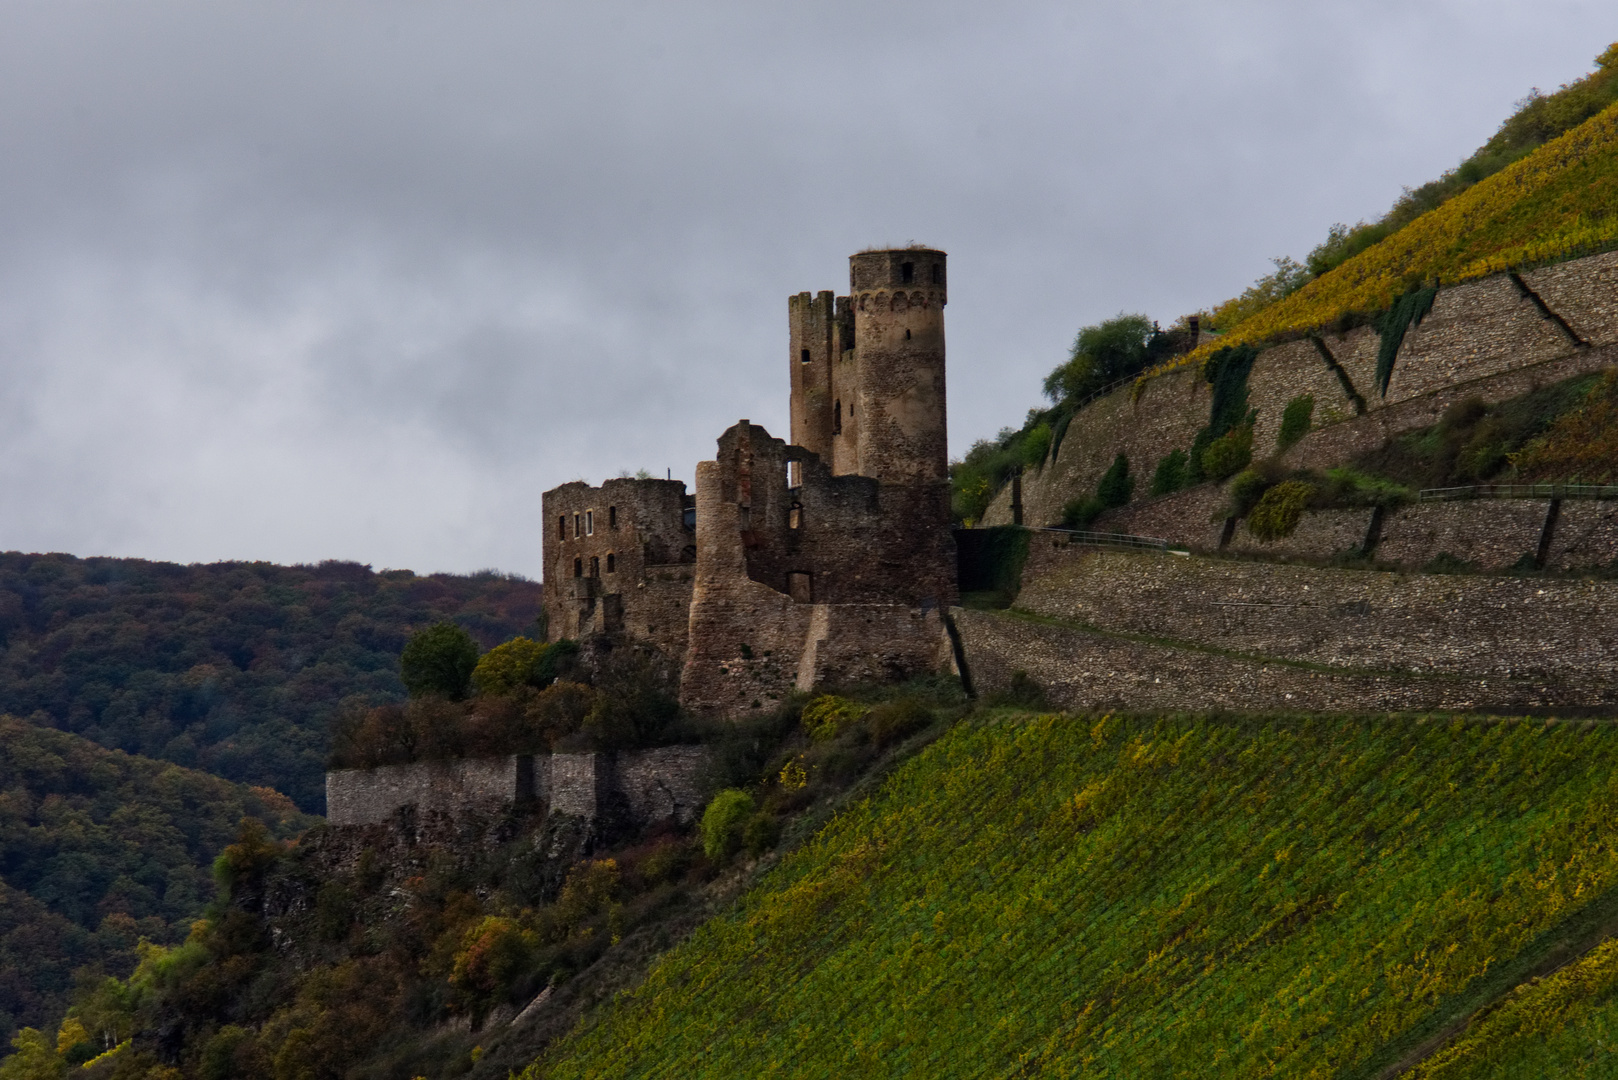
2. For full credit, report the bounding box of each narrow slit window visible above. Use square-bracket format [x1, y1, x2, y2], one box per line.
[905, 328, 911, 340]
[573, 557, 583, 578]
[800, 349, 811, 364]
[834, 400, 842, 435]
[789, 502, 803, 530]
[573, 513, 581, 538]
[590, 556, 600, 577]
[606, 553, 616, 573]
[585, 510, 594, 535]
[559, 515, 567, 540]
[609, 505, 617, 529]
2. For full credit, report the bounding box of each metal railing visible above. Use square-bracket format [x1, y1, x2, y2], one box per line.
[1419, 483, 1618, 502]
[1029, 526, 1171, 552]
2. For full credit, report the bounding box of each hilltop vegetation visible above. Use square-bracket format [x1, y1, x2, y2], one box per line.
[529, 710, 1618, 1078]
[0, 553, 542, 811]
[0, 716, 311, 1046]
[950, 44, 1618, 520]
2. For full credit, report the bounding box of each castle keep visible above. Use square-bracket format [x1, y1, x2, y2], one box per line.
[542, 248, 958, 714]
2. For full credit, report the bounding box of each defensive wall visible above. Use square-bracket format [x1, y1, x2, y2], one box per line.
[983, 249, 1618, 530]
[325, 745, 713, 830]
[954, 547, 1618, 714]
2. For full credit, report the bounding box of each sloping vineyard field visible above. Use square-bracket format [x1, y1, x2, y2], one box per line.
[530, 711, 1618, 1078]
[1155, 99, 1618, 378]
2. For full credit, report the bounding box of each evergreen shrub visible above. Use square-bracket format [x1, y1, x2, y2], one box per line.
[1200, 425, 1254, 482]
[1278, 394, 1315, 450]
[1247, 481, 1317, 542]
[701, 790, 756, 861]
[1150, 450, 1189, 496]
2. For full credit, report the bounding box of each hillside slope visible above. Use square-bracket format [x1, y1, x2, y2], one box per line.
[0, 715, 312, 1043]
[527, 710, 1618, 1078]
[0, 553, 543, 810]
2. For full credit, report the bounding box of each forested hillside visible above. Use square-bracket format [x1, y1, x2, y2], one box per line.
[0, 716, 313, 1046]
[530, 711, 1618, 1078]
[0, 554, 543, 811]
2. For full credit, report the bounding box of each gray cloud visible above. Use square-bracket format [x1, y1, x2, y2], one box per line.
[0, 0, 1611, 576]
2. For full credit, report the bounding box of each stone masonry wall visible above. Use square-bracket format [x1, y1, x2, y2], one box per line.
[326, 746, 713, 829]
[326, 756, 529, 827]
[1013, 549, 1618, 685]
[984, 250, 1618, 530]
[954, 544, 1618, 714]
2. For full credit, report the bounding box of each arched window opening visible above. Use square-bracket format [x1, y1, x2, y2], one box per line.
[900, 261, 914, 284]
[800, 348, 811, 364]
[834, 400, 842, 435]
[905, 328, 911, 340]
[573, 558, 583, 578]
[590, 556, 600, 577]
[606, 553, 616, 573]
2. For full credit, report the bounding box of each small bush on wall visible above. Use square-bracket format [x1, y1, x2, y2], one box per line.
[1200, 425, 1254, 482]
[1150, 450, 1189, 495]
[1278, 395, 1315, 451]
[1247, 481, 1317, 542]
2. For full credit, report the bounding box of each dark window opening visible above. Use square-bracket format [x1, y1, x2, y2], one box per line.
[849, 401, 854, 416]
[590, 556, 600, 577]
[573, 513, 580, 538]
[559, 515, 567, 540]
[834, 400, 842, 435]
[932, 263, 943, 284]
[606, 553, 616, 573]
[800, 348, 811, 364]
[900, 261, 914, 283]
[905, 328, 911, 340]
[682, 506, 696, 530]
[573, 558, 583, 578]
[608, 505, 617, 529]
[585, 510, 594, 535]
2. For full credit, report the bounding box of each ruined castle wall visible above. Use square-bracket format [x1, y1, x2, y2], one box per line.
[614, 746, 713, 826]
[680, 456, 816, 713]
[789, 290, 838, 460]
[795, 604, 952, 691]
[542, 477, 693, 649]
[326, 755, 529, 827]
[325, 747, 714, 830]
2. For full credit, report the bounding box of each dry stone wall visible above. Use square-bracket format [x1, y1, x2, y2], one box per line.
[984, 250, 1618, 531]
[326, 756, 528, 828]
[1012, 549, 1618, 687]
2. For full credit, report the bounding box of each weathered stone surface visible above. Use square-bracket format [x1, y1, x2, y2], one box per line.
[325, 746, 713, 830]
[986, 251, 1618, 530]
[1011, 548, 1618, 687]
[326, 756, 528, 827]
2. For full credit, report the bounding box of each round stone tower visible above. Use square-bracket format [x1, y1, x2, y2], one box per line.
[848, 247, 948, 483]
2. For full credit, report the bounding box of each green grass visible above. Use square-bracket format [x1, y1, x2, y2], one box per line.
[525, 711, 1618, 1078]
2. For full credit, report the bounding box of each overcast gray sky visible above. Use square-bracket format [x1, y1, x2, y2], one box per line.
[0, 1, 1611, 578]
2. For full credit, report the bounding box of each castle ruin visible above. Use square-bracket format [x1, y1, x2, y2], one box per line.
[541, 248, 958, 714]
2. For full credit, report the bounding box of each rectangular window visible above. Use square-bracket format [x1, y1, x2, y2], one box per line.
[573, 513, 580, 538]
[585, 510, 594, 535]
[609, 506, 617, 529]
[559, 515, 567, 541]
